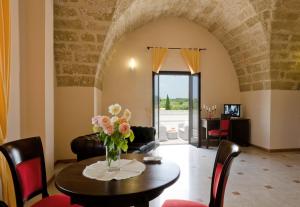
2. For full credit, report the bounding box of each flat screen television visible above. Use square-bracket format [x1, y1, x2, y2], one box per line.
[224, 104, 241, 118]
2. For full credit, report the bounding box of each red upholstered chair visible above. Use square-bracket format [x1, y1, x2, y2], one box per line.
[207, 119, 230, 149]
[162, 140, 241, 207]
[0, 137, 81, 207]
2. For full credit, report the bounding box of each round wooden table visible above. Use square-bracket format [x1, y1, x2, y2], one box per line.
[55, 154, 180, 207]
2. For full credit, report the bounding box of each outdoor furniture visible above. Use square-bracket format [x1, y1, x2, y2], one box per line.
[55, 154, 180, 207]
[178, 123, 189, 140]
[71, 126, 157, 161]
[0, 137, 80, 207]
[159, 125, 168, 141]
[167, 128, 178, 139]
[162, 140, 241, 207]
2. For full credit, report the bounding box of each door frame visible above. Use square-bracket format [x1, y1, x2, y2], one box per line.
[189, 73, 201, 147]
[152, 71, 201, 146]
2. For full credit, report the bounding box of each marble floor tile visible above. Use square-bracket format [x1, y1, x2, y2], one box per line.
[27, 145, 300, 207]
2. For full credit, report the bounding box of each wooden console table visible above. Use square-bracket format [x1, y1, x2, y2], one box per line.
[201, 118, 250, 146]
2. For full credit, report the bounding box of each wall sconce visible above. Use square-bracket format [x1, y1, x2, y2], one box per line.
[128, 58, 137, 71]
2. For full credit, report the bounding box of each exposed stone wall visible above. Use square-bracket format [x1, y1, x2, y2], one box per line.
[54, 0, 116, 87]
[54, 0, 300, 91]
[270, 0, 300, 90]
[96, 0, 270, 91]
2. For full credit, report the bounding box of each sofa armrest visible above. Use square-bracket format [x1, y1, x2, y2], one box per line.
[71, 133, 106, 161]
[131, 126, 156, 143]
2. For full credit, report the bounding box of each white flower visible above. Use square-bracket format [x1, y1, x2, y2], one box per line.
[123, 109, 131, 121]
[110, 116, 118, 123]
[108, 104, 122, 115]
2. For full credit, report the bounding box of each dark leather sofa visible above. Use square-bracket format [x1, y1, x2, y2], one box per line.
[71, 126, 157, 161]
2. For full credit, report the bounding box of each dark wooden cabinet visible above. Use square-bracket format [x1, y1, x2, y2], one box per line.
[201, 118, 250, 146]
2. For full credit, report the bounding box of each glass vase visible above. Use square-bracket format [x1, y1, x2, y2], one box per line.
[105, 146, 121, 172]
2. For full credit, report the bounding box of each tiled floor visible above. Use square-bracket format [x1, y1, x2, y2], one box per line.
[28, 145, 300, 207]
[159, 137, 188, 145]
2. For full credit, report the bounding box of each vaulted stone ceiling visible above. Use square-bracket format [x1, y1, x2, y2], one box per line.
[54, 0, 300, 91]
[270, 0, 300, 90]
[54, 0, 117, 86]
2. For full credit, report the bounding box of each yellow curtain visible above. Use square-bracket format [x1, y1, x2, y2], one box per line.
[180, 48, 200, 74]
[151, 47, 168, 73]
[0, 0, 15, 206]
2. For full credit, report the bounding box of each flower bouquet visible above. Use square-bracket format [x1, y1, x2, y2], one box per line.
[92, 104, 134, 171]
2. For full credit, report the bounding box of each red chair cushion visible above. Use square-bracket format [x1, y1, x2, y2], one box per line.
[208, 130, 228, 137]
[213, 163, 223, 198]
[220, 120, 230, 130]
[16, 158, 42, 200]
[162, 199, 207, 207]
[31, 194, 81, 207]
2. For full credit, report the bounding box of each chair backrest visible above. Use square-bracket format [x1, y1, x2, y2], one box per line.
[0, 201, 8, 207]
[209, 140, 241, 207]
[0, 137, 48, 207]
[220, 119, 230, 131]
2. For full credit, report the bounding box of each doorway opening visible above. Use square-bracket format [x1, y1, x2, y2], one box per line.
[153, 71, 201, 146]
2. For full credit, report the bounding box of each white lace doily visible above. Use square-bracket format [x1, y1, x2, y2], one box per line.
[82, 159, 146, 181]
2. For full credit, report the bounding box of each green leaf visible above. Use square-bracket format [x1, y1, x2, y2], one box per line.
[104, 136, 108, 145]
[92, 126, 101, 133]
[121, 143, 128, 152]
[129, 130, 135, 142]
[120, 140, 128, 152]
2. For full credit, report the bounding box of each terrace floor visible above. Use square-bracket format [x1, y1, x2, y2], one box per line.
[159, 110, 189, 144]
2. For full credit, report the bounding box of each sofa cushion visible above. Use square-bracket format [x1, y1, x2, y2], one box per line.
[128, 141, 156, 153]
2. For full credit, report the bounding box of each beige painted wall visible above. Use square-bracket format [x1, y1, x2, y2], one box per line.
[55, 87, 94, 160]
[102, 17, 240, 125]
[2, 0, 55, 197]
[270, 90, 300, 149]
[94, 87, 102, 116]
[19, 0, 54, 178]
[241, 90, 300, 150]
[20, 0, 45, 140]
[7, 0, 20, 142]
[44, 0, 54, 179]
[241, 91, 271, 149]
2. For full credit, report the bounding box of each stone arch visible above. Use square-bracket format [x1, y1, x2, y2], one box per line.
[95, 0, 270, 91]
[270, 0, 300, 90]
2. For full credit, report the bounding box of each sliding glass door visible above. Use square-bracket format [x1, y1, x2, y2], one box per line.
[189, 73, 201, 147]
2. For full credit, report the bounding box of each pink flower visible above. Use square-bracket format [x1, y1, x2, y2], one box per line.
[92, 116, 101, 126]
[119, 123, 130, 136]
[104, 124, 114, 135]
[100, 116, 111, 128]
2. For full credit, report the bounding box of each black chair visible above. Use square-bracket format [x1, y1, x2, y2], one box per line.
[0, 137, 81, 207]
[0, 201, 8, 207]
[162, 140, 241, 207]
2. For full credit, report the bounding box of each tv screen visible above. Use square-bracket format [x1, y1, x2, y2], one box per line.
[224, 104, 241, 117]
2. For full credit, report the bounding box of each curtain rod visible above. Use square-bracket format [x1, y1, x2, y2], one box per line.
[146, 46, 207, 51]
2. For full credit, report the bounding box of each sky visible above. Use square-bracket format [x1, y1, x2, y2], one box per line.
[159, 75, 189, 98]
